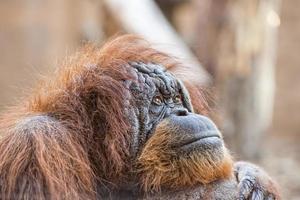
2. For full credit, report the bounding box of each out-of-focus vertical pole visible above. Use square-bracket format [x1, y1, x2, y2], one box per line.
[194, 0, 281, 159]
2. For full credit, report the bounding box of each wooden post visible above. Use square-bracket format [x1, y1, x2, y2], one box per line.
[194, 0, 281, 159]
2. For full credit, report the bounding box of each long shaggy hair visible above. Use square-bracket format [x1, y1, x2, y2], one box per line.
[0, 35, 214, 199]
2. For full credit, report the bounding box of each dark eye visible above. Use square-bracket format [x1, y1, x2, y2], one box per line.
[173, 94, 182, 104]
[152, 95, 163, 105]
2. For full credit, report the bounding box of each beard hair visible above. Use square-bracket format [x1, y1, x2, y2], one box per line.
[136, 123, 234, 192]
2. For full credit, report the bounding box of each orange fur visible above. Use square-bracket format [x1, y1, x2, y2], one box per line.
[137, 120, 233, 192]
[0, 35, 222, 199]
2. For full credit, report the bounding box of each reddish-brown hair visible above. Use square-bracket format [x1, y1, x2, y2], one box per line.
[0, 35, 212, 199]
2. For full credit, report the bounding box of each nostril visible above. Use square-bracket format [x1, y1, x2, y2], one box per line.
[175, 109, 189, 116]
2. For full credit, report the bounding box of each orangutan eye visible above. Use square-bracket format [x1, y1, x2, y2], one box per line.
[152, 95, 163, 106]
[173, 94, 182, 104]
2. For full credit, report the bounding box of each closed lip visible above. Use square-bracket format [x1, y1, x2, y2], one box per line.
[178, 133, 221, 147]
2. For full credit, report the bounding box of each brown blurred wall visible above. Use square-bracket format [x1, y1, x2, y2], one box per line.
[0, 0, 103, 109]
[273, 1, 300, 137]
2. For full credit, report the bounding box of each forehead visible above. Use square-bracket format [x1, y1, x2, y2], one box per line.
[129, 62, 178, 96]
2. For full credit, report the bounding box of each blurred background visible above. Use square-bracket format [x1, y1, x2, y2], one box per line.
[0, 0, 299, 199]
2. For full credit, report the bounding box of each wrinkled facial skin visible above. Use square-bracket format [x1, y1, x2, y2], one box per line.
[126, 62, 223, 157]
[123, 62, 232, 191]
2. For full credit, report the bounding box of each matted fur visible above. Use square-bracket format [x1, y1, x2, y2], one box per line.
[137, 120, 233, 192]
[0, 35, 216, 199]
